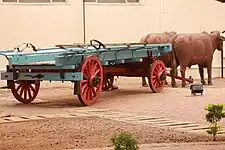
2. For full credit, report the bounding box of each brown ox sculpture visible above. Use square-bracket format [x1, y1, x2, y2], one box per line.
[172, 30, 225, 87]
[140, 31, 178, 87]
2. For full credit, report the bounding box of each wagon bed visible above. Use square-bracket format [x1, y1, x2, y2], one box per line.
[0, 40, 172, 106]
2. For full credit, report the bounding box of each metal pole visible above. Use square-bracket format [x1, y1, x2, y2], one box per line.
[83, 0, 86, 43]
[221, 48, 224, 78]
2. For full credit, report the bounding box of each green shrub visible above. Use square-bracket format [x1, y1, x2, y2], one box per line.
[111, 131, 139, 150]
[205, 104, 225, 141]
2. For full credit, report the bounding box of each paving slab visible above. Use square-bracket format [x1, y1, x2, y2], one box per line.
[71, 142, 225, 150]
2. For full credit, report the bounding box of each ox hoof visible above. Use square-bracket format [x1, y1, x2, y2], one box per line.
[201, 80, 207, 85]
[172, 84, 177, 88]
[111, 85, 119, 90]
[165, 81, 169, 85]
[182, 84, 186, 88]
[208, 82, 213, 85]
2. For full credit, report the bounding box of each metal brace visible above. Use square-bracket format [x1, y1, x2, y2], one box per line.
[60, 69, 65, 79]
[12, 66, 18, 80]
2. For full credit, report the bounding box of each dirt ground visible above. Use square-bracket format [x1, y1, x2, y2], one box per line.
[0, 116, 222, 150]
[1, 77, 225, 149]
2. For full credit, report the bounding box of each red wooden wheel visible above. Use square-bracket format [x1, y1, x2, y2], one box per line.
[148, 60, 166, 93]
[77, 56, 103, 106]
[11, 80, 40, 104]
[102, 75, 114, 91]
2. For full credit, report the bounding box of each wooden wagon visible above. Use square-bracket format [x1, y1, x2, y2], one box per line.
[0, 40, 172, 106]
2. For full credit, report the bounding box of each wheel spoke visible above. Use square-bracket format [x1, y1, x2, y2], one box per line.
[159, 65, 163, 71]
[84, 68, 89, 77]
[81, 83, 88, 95]
[88, 61, 92, 75]
[24, 86, 27, 100]
[91, 86, 96, 97]
[19, 85, 25, 97]
[83, 73, 88, 80]
[89, 87, 93, 99]
[93, 69, 100, 76]
[29, 84, 36, 93]
[92, 63, 98, 75]
[27, 85, 32, 99]
[153, 79, 157, 86]
[81, 80, 88, 85]
[86, 88, 91, 101]
[16, 83, 23, 91]
[152, 75, 157, 79]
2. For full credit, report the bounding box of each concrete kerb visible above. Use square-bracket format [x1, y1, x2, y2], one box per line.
[68, 142, 225, 150]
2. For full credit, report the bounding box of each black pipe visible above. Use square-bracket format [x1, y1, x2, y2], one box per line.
[82, 0, 86, 43]
[221, 48, 224, 78]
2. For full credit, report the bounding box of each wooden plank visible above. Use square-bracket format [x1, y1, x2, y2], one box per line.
[99, 51, 116, 61]
[0, 118, 11, 123]
[55, 55, 82, 66]
[3, 116, 27, 122]
[116, 51, 133, 60]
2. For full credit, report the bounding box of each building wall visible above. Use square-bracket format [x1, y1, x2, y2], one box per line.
[0, 0, 84, 70]
[0, 0, 225, 80]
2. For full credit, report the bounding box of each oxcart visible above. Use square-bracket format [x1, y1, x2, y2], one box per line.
[0, 40, 172, 106]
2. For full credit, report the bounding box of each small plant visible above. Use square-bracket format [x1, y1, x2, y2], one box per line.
[111, 131, 139, 150]
[205, 104, 225, 141]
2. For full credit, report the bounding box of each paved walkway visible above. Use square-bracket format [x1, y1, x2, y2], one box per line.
[73, 142, 225, 150]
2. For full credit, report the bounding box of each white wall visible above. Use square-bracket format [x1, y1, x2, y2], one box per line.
[0, 0, 225, 80]
[0, 0, 84, 70]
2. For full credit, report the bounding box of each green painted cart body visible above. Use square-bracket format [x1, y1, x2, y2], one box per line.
[0, 40, 172, 106]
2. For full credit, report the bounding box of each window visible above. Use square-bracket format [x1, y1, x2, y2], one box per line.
[84, 0, 140, 3]
[2, 0, 66, 3]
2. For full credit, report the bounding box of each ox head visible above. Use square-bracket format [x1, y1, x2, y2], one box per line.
[219, 30, 225, 51]
[210, 30, 225, 51]
[220, 30, 225, 39]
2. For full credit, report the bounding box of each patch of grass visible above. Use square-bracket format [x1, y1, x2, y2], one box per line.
[111, 131, 139, 150]
[205, 104, 225, 141]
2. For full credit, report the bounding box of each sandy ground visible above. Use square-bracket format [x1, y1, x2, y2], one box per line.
[1, 77, 225, 149]
[0, 116, 222, 150]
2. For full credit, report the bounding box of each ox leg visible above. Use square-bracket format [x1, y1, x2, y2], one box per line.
[198, 64, 207, 85]
[165, 79, 168, 85]
[180, 66, 186, 87]
[207, 63, 213, 85]
[142, 77, 148, 87]
[170, 50, 177, 88]
[170, 68, 177, 88]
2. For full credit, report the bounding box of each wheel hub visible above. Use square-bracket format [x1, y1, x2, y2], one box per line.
[157, 71, 166, 81]
[89, 75, 100, 87]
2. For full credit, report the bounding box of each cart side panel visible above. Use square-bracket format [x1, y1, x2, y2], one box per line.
[55, 55, 83, 67]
